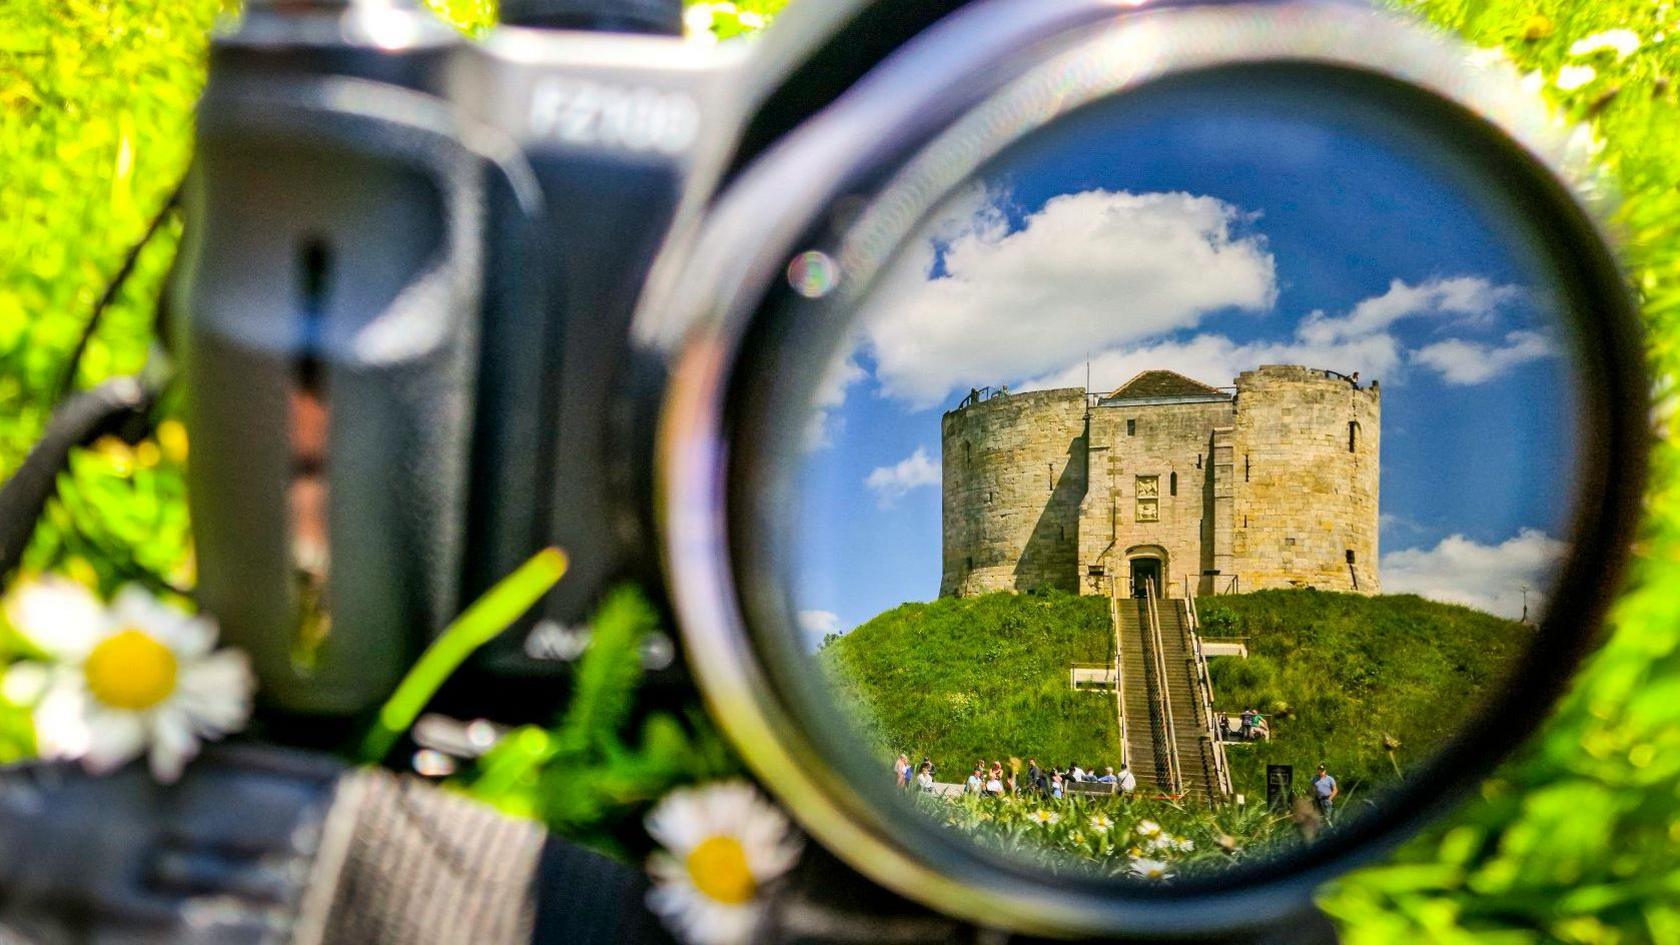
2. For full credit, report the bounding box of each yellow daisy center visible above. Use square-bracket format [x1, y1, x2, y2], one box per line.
[685, 835, 756, 905]
[84, 629, 178, 711]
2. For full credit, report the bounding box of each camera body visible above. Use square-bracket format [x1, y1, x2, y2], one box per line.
[173, 0, 810, 717]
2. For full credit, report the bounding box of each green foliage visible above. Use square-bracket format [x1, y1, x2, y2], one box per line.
[1202, 590, 1529, 799]
[824, 591, 1118, 780]
[1320, 7, 1680, 941]
[362, 547, 569, 762]
[911, 789, 1294, 879]
[457, 586, 739, 860]
[0, 0, 213, 591]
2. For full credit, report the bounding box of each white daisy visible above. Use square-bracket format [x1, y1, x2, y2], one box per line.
[645, 780, 803, 945]
[1130, 856, 1172, 880]
[1568, 29, 1641, 61]
[1555, 64, 1599, 91]
[1028, 808, 1060, 825]
[1089, 814, 1114, 832]
[1135, 819, 1162, 839]
[3, 579, 253, 783]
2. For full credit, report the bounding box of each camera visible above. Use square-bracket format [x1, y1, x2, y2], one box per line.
[168, 0, 1648, 940]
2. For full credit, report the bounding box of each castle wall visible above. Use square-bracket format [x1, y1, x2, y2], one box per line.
[939, 366, 1380, 600]
[940, 389, 1087, 596]
[1079, 400, 1235, 598]
[1229, 366, 1381, 593]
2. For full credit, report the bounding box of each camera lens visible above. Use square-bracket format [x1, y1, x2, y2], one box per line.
[786, 61, 1595, 871]
[657, 2, 1645, 935]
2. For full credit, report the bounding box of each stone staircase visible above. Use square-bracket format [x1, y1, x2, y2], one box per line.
[1114, 595, 1223, 806]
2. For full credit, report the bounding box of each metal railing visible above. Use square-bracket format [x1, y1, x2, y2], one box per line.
[1141, 578, 1184, 795]
[1107, 577, 1130, 770]
[1184, 594, 1233, 798]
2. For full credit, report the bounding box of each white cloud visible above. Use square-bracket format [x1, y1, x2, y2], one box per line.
[1380, 528, 1567, 620]
[1020, 329, 1403, 394]
[1411, 330, 1556, 386]
[804, 352, 867, 450]
[856, 189, 1278, 408]
[1296, 276, 1523, 345]
[1018, 274, 1538, 395]
[864, 446, 941, 507]
[844, 181, 1538, 407]
[798, 609, 843, 647]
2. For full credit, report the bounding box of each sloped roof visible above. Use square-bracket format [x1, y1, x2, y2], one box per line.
[1103, 370, 1226, 403]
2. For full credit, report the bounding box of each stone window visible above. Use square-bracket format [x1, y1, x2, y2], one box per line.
[1127, 419, 1136, 436]
[1135, 475, 1159, 523]
[1169, 471, 1178, 496]
[1348, 421, 1360, 453]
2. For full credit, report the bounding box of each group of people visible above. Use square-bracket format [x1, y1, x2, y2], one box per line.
[894, 754, 1137, 798]
[1216, 707, 1272, 741]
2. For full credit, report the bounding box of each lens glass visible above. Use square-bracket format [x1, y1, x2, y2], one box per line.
[763, 67, 1587, 880]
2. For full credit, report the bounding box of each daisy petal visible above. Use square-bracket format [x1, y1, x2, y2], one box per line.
[110, 586, 211, 656]
[6, 579, 104, 659]
[175, 650, 254, 735]
[147, 707, 200, 783]
[82, 710, 146, 775]
[2, 662, 52, 705]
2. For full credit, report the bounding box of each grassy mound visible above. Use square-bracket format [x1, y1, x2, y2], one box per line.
[821, 590, 1117, 779]
[825, 589, 1528, 800]
[1200, 590, 1529, 800]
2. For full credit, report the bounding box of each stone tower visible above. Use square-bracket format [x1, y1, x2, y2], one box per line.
[939, 366, 1380, 599]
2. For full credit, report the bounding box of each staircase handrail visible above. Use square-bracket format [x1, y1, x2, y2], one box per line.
[1142, 578, 1184, 795]
[1183, 595, 1233, 798]
[1108, 577, 1130, 770]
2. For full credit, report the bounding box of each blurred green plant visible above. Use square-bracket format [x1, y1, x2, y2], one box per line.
[454, 584, 739, 860]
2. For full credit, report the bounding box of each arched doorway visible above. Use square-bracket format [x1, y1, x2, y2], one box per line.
[1126, 546, 1170, 598]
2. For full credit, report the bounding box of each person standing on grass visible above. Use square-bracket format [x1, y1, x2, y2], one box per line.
[916, 762, 935, 793]
[965, 766, 984, 795]
[1311, 764, 1339, 824]
[895, 753, 911, 788]
[1117, 763, 1137, 794]
[1027, 758, 1046, 795]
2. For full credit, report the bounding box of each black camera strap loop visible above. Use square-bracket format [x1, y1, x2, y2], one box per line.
[0, 375, 158, 583]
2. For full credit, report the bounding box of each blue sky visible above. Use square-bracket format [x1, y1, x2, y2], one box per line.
[792, 79, 1582, 643]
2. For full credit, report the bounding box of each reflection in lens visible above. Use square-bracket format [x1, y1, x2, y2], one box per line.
[788, 71, 1581, 879]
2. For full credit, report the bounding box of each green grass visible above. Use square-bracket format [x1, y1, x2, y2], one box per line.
[826, 589, 1525, 805]
[822, 590, 1117, 779]
[1201, 590, 1529, 799]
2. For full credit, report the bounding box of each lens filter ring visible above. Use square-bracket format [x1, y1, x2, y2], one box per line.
[652, 0, 1647, 936]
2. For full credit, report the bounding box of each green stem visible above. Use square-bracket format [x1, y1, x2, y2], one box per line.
[359, 547, 568, 763]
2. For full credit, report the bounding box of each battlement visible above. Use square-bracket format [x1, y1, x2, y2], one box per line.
[1235, 364, 1380, 399]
